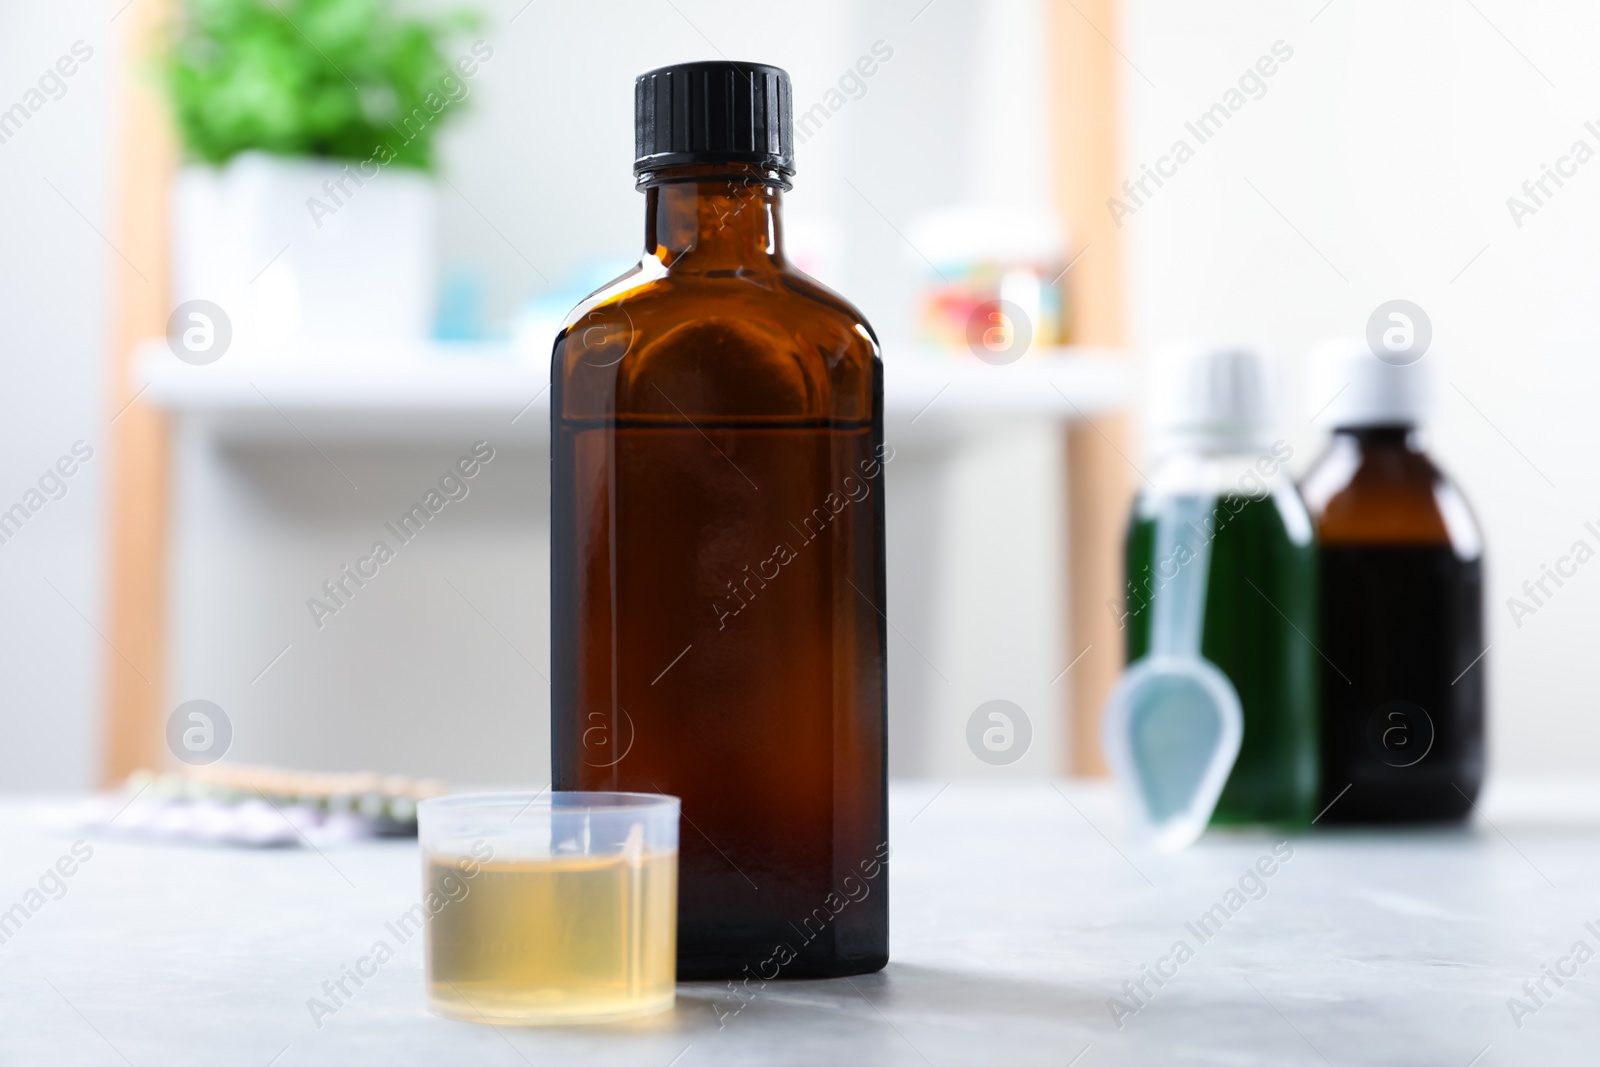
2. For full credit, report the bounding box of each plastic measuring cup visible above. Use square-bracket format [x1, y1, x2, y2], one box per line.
[418, 791, 679, 1024]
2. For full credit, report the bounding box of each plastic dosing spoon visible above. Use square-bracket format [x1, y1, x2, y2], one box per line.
[1102, 495, 1243, 852]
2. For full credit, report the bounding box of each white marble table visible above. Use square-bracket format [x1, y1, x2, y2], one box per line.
[3, 779, 1597, 1065]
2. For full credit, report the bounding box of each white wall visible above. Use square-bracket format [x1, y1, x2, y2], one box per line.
[5, 0, 1076, 792]
[439, 0, 983, 340]
[0, 1, 114, 791]
[23, 0, 1591, 789]
[168, 424, 550, 786]
[890, 424, 1067, 780]
[1119, 0, 1600, 773]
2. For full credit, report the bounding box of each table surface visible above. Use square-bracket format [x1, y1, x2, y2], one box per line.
[3, 779, 1598, 1065]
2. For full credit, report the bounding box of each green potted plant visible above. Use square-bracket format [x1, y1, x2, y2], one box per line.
[164, 0, 484, 352]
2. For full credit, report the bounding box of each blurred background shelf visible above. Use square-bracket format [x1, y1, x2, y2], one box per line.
[136, 340, 1130, 449]
[136, 337, 1127, 783]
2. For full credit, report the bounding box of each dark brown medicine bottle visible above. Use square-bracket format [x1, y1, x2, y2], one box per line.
[550, 62, 888, 979]
[1299, 343, 1484, 822]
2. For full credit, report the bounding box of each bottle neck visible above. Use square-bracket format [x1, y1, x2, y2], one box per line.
[1335, 424, 1420, 451]
[640, 162, 787, 272]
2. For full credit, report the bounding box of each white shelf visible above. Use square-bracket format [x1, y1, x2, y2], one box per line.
[137, 340, 1130, 448]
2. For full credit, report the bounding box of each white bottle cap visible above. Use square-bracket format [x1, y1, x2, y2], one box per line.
[1308, 337, 1433, 428]
[1148, 342, 1279, 454]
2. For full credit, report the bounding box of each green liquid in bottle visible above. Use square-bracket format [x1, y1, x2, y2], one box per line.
[1124, 493, 1319, 826]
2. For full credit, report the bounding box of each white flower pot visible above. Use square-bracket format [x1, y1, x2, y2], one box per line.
[172, 151, 436, 356]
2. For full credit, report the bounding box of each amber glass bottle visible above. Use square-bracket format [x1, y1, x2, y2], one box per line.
[550, 63, 888, 979]
[1299, 342, 1484, 822]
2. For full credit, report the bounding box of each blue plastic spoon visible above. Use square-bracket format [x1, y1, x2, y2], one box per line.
[1102, 494, 1243, 852]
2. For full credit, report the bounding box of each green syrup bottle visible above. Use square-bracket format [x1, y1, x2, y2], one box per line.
[1121, 345, 1319, 826]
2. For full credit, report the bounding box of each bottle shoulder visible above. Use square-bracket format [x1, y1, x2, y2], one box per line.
[1131, 449, 1313, 549]
[557, 258, 874, 336]
[552, 259, 880, 422]
[1300, 437, 1481, 556]
[775, 266, 879, 337]
[1137, 445, 1299, 503]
